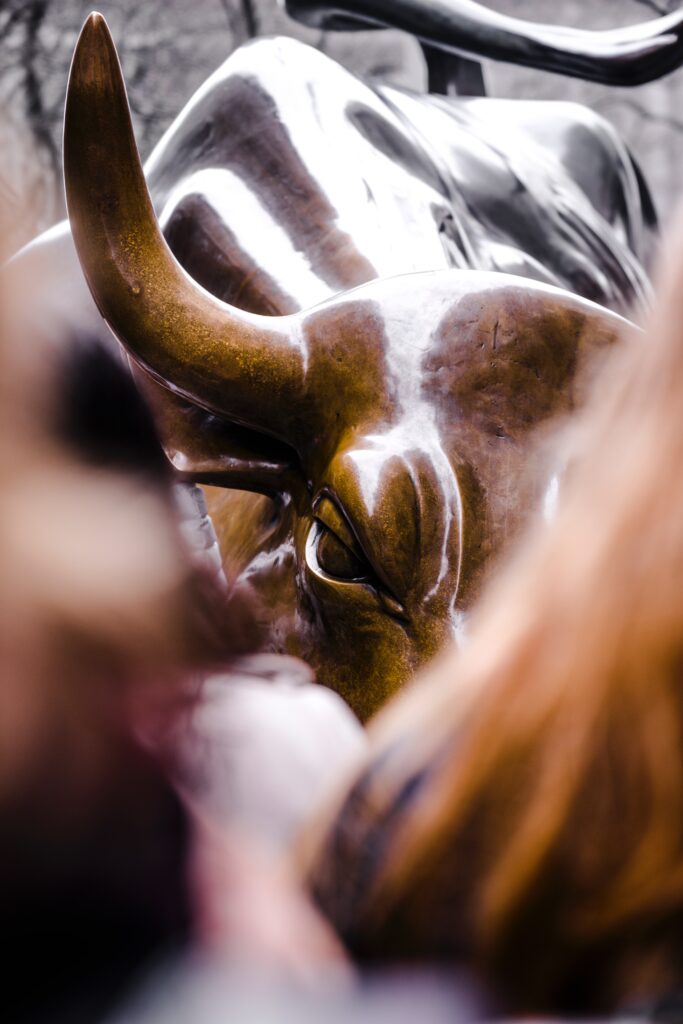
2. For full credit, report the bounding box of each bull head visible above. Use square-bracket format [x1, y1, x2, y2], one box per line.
[64, 14, 629, 720]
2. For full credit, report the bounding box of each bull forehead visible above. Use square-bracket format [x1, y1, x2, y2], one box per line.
[299, 271, 481, 443]
[297, 270, 624, 608]
[298, 269, 613, 435]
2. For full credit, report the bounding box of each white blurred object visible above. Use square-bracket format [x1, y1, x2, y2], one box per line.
[177, 653, 366, 849]
[106, 955, 479, 1024]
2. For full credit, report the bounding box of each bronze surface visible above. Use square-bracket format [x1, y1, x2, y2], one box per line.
[62, 15, 635, 719]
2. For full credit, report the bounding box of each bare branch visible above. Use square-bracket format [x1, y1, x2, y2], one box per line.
[22, 0, 59, 172]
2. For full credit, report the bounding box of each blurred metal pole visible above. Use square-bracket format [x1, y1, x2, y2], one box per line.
[218, 0, 258, 40]
[420, 43, 486, 97]
[241, 0, 258, 38]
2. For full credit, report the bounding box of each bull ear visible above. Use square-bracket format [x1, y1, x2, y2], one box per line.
[64, 13, 307, 445]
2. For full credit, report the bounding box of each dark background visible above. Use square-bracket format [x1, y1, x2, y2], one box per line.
[2, 0, 682, 258]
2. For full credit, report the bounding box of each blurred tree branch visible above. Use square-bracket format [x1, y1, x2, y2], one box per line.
[630, 0, 679, 14]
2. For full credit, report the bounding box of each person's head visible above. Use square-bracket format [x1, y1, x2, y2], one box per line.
[0, 256, 259, 1021]
[302, 211, 683, 1016]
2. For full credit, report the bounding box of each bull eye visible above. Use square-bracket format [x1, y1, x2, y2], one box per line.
[314, 521, 371, 582]
[310, 495, 374, 584]
[307, 495, 408, 621]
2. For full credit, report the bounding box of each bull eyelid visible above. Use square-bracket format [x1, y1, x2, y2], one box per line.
[312, 491, 407, 617]
[313, 493, 367, 563]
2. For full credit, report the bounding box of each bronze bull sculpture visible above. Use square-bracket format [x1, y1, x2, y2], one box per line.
[55, 11, 657, 719]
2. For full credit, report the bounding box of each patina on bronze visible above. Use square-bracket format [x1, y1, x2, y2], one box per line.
[65, 15, 632, 719]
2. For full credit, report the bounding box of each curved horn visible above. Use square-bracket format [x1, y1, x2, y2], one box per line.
[285, 0, 683, 87]
[64, 13, 306, 442]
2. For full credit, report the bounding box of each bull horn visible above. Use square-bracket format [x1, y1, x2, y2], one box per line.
[64, 12, 306, 443]
[285, 0, 683, 88]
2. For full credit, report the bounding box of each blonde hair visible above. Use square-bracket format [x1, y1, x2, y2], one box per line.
[304, 212, 683, 1014]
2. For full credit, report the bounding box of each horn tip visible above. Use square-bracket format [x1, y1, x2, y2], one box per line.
[83, 11, 108, 33]
[69, 10, 119, 98]
[75, 11, 113, 57]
